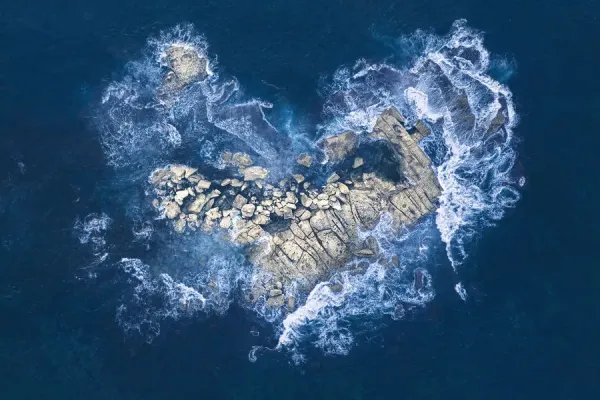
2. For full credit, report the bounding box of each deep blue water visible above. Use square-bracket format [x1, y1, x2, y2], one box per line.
[1, 0, 599, 399]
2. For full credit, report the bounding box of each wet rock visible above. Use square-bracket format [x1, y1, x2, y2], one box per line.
[269, 289, 283, 297]
[323, 131, 358, 162]
[287, 296, 296, 311]
[330, 284, 343, 293]
[187, 194, 207, 213]
[165, 202, 181, 219]
[266, 295, 285, 308]
[241, 204, 256, 218]
[296, 153, 313, 167]
[173, 218, 186, 233]
[352, 157, 364, 169]
[149, 106, 442, 302]
[233, 194, 248, 209]
[243, 166, 269, 181]
[293, 174, 305, 183]
[161, 44, 208, 92]
[196, 180, 211, 190]
[232, 152, 253, 168]
[327, 172, 340, 184]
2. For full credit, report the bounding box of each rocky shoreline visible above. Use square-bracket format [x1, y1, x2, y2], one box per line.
[148, 104, 441, 310]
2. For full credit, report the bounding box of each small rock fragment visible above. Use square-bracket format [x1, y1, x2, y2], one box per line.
[196, 180, 211, 190]
[296, 153, 313, 167]
[352, 157, 364, 169]
[292, 174, 305, 183]
[241, 204, 256, 218]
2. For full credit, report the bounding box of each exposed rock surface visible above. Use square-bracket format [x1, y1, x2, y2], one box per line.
[322, 131, 358, 162]
[148, 107, 441, 307]
[160, 44, 209, 94]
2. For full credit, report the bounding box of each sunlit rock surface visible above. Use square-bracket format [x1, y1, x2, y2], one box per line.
[149, 107, 441, 308]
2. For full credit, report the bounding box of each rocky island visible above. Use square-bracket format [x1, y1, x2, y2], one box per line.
[149, 105, 441, 309]
[146, 44, 441, 310]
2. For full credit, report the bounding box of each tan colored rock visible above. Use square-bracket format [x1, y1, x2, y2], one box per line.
[296, 153, 313, 167]
[322, 131, 358, 162]
[338, 182, 350, 194]
[219, 216, 232, 229]
[254, 214, 270, 225]
[243, 166, 269, 181]
[232, 152, 253, 168]
[165, 202, 181, 219]
[232, 194, 248, 209]
[187, 194, 207, 213]
[150, 106, 442, 300]
[327, 172, 340, 183]
[161, 44, 208, 92]
[196, 180, 211, 190]
[300, 193, 312, 208]
[292, 174, 305, 183]
[352, 157, 364, 168]
[173, 218, 186, 233]
[241, 204, 256, 218]
[205, 207, 222, 220]
[174, 190, 189, 204]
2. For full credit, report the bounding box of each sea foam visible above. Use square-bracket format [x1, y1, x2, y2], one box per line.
[87, 20, 520, 359]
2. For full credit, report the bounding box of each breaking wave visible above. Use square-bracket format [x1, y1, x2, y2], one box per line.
[319, 19, 521, 268]
[85, 20, 520, 360]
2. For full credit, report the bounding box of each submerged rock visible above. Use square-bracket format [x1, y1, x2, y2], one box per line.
[296, 153, 313, 167]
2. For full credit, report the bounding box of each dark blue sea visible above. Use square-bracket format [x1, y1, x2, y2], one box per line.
[1, 0, 599, 398]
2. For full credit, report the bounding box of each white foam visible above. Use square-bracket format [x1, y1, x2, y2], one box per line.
[319, 19, 520, 269]
[455, 282, 468, 301]
[98, 24, 290, 172]
[95, 20, 521, 358]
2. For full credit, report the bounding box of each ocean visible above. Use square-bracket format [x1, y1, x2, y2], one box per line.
[0, 0, 599, 399]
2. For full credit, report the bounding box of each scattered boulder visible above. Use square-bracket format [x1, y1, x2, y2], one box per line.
[233, 194, 248, 209]
[241, 204, 256, 218]
[243, 166, 269, 181]
[165, 202, 181, 219]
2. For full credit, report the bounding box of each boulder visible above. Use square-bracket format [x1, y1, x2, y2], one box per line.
[161, 44, 208, 92]
[232, 152, 253, 168]
[165, 202, 181, 219]
[322, 131, 358, 162]
[243, 166, 269, 181]
[296, 153, 313, 167]
[233, 194, 248, 209]
[241, 204, 256, 218]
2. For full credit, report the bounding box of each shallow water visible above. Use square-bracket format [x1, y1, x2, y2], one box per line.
[1, 0, 599, 398]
